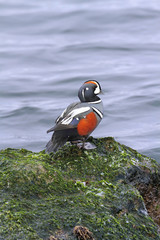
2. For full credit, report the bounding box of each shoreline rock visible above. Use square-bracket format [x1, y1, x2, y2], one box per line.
[0, 137, 160, 239]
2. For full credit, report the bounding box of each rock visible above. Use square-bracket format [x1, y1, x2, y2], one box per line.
[0, 137, 160, 240]
[73, 225, 94, 240]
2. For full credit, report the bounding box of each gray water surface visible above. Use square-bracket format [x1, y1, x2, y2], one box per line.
[0, 0, 160, 162]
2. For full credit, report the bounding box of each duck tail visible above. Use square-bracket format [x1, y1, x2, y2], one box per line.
[45, 132, 68, 153]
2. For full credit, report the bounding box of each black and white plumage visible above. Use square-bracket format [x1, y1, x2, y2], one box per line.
[46, 80, 103, 153]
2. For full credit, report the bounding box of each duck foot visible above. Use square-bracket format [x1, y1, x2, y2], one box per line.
[71, 141, 96, 150]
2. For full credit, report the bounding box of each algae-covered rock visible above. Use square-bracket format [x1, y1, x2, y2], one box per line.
[0, 137, 160, 240]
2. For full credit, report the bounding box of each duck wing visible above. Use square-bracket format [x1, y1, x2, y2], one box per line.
[47, 103, 91, 133]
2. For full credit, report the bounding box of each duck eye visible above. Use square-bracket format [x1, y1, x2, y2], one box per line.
[86, 87, 89, 90]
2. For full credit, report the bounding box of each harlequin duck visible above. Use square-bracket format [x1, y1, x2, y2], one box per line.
[46, 80, 103, 153]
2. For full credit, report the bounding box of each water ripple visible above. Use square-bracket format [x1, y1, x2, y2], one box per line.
[0, 0, 160, 162]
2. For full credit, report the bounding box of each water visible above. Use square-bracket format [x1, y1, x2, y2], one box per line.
[0, 0, 160, 162]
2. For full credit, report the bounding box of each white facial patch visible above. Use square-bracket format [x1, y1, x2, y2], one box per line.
[82, 89, 85, 99]
[94, 82, 101, 95]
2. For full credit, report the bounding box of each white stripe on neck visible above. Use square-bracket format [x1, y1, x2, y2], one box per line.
[92, 106, 103, 119]
[88, 99, 102, 104]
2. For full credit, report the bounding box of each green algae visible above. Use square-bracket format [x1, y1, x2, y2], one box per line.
[0, 137, 160, 240]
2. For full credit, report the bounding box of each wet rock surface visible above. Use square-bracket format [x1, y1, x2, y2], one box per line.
[125, 165, 160, 227]
[0, 137, 160, 239]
